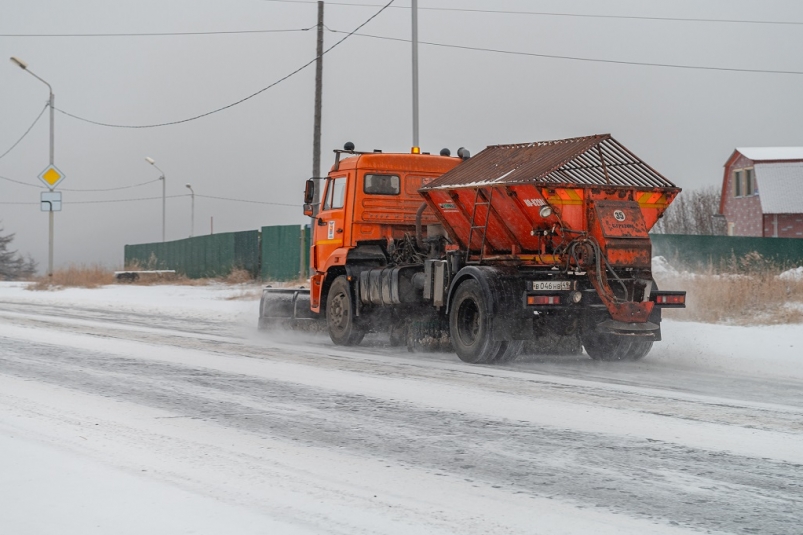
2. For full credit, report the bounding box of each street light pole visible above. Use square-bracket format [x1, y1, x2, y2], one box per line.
[10, 56, 56, 277]
[411, 0, 419, 149]
[185, 184, 195, 237]
[145, 157, 166, 241]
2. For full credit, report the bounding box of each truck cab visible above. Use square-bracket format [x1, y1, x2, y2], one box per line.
[306, 149, 461, 313]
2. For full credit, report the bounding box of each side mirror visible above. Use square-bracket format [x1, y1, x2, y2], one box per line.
[303, 178, 319, 217]
[304, 178, 315, 205]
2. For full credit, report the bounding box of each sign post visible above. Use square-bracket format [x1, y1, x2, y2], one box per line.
[37, 164, 65, 278]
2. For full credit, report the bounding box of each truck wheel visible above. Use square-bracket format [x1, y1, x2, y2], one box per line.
[623, 339, 653, 360]
[494, 341, 524, 363]
[581, 331, 652, 361]
[389, 322, 406, 347]
[449, 279, 502, 364]
[326, 276, 365, 346]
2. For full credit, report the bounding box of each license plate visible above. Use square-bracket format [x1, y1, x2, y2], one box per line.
[531, 280, 571, 291]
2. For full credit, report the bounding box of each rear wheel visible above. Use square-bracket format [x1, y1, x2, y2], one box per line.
[449, 279, 502, 364]
[581, 330, 653, 361]
[494, 340, 524, 363]
[326, 276, 365, 346]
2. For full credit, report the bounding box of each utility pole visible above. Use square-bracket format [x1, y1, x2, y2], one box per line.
[10, 57, 58, 278]
[145, 157, 166, 242]
[411, 0, 419, 149]
[185, 184, 195, 238]
[309, 1, 324, 278]
[312, 1, 324, 180]
[47, 89, 54, 277]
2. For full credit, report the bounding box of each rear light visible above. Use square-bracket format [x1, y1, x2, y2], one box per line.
[654, 293, 685, 305]
[527, 295, 561, 305]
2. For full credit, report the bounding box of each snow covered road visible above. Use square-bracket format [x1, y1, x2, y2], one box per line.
[1, 283, 801, 534]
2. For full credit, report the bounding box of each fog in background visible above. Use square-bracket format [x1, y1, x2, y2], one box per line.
[1, 0, 801, 270]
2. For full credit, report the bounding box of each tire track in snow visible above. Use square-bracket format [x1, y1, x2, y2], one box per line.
[2, 338, 802, 535]
[1, 309, 801, 436]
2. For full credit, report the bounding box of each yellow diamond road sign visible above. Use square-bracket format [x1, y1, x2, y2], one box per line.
[38, 164, 66, 189]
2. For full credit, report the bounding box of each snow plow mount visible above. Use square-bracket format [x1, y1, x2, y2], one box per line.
[258, 287, 322, 330]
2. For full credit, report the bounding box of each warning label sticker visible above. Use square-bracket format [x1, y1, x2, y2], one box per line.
[594, 201, 647, 238]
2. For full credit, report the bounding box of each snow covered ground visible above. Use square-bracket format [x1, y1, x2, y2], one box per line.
[1, 282, 801, 534]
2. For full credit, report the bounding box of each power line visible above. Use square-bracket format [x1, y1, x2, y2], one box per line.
[1, 173, 299, 204]
[61, 178, 162, 192]
[0, 194, 184, 205]
[64, 194, 187, 205]
[0, 27, 315, 38]
[0, 103, 48, 161]
[0, 174, 45, 189]
[0, 174, 162, 191]
[0, 192, 298, 207]
[326, 28, 803, 76]
[196, 194, 297, 207]
[55, 0, 396, 129]
[264, 0, 803, 26]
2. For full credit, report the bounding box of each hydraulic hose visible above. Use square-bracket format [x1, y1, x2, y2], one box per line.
[415, 202, 428, 251]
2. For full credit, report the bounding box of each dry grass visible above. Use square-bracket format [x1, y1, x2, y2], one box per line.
[657, 270, 803, 325]
[223, 268, 256, 284]
[28, 264, 116, 290]
[27, 262, 262, 290]
[118, 263, 259, 286]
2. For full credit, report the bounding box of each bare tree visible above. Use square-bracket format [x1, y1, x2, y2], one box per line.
[0, 224, 37, 280]
[651, 186, 723, 235]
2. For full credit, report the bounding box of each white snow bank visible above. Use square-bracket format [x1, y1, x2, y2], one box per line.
[779, 266, 803, 281]
[653, 320, 802, 380]
[651, 256, 677, 275]
[0, 281, 259, 323]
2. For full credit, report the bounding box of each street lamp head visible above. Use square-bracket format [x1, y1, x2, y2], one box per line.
[185, 183, 191, 189]
[145, 156, 155, 165]
[10, 56, 28, 70]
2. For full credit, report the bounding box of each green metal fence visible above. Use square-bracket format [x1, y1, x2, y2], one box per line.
[126, 228, 803, 280]
[124, 230, 260, 279]
[651, 234, 803, 270]
[260, 224, 311, 281]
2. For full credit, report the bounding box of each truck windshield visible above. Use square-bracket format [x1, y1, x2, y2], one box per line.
[364, 174, 400, 195]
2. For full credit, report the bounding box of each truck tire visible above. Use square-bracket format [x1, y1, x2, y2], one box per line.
[449, 279, 502, 364]
[326, 276, 365, 346]
[494, 341, 524, 364]
[581, 331, 653, 361]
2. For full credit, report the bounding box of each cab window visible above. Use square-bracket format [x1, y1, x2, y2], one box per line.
[364, 174, 400, 195]
[323, 177, 347, 210]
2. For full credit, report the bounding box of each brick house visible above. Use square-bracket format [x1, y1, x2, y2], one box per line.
[719, 147, 803, 237]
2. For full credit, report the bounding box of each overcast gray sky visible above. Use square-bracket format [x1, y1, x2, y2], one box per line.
[1, 0, 802, 270]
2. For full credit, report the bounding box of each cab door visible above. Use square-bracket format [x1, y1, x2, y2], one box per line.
[313, 174, 348, 271]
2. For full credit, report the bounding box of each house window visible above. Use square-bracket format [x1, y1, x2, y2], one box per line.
[733, 170, 743, 197]
[745, 168, 755, 196]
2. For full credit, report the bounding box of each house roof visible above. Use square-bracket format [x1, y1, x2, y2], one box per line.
[736, 147, 803, 161]
[756, 163, 803, 214]
[421, 134, 677, 190]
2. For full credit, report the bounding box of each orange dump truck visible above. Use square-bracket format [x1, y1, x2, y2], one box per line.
[259, 134, 685, 363]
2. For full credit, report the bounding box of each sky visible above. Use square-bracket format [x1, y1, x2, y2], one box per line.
[1, 0, 802, 270]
